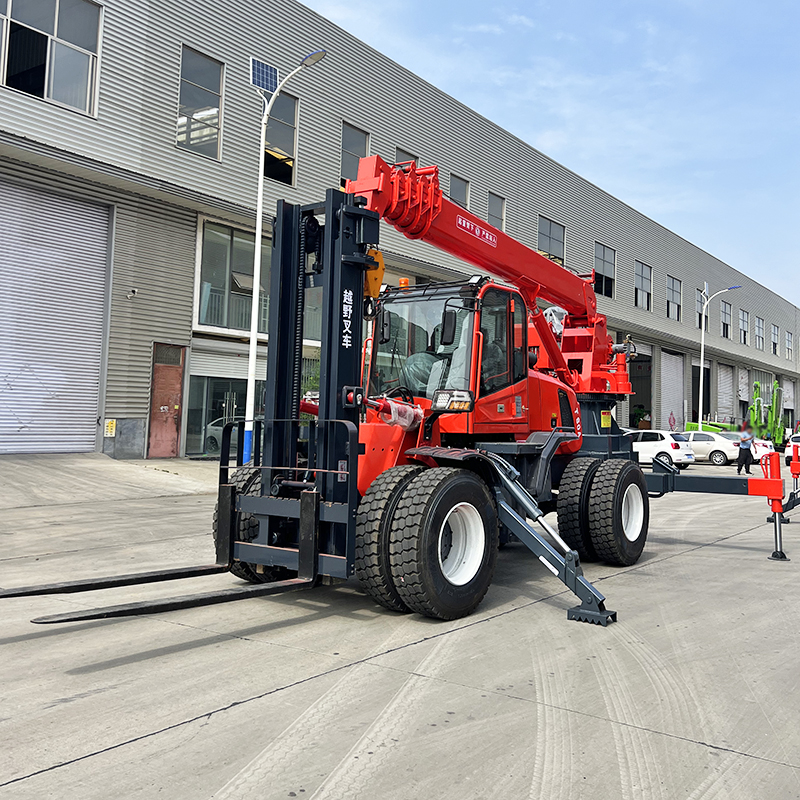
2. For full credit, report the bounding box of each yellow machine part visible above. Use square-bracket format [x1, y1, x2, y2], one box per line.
[364, 249, 385, 299]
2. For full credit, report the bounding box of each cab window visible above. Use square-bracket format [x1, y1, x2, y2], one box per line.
[480, 289, 526, 395]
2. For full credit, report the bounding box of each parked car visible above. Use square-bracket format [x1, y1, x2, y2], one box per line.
[625, 430, 695, 468]
[205, 416, 243, 453]
[784, 433, 800, 466]
[682, 431, 740, 466]
[716, 432, 775, 463]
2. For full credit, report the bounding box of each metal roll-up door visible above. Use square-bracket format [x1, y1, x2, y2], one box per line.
[660, 350, 684, 430]
[752, 369, 773, 394]
[718, 364, 735, 419]
[0, 179, 109, 453]
[782, 378, 794, 410]
[738, 368, 750, 401]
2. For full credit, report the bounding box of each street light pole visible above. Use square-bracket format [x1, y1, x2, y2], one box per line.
[242, 50, 327, 464]
[697, 283, 741, 432]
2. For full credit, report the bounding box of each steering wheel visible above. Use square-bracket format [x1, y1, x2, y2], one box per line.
[386, 386, 414, 403]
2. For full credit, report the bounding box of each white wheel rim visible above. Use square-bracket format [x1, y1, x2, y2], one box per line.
[621, 483, 644, 543]
[438, 502, 485, 585]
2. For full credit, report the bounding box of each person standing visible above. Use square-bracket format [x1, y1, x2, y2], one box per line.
[737, 424, 755, 475]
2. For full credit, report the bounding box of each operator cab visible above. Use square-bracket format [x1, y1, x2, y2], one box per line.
[368, 279, 531, 439]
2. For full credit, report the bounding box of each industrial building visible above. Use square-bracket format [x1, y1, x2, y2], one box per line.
[1, 0, 797, 458]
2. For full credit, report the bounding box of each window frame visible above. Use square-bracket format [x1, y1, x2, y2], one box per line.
[537, 215, 565, 266]
[771, 324, 780, 356]
[720, 299, 732, 339]
[1, 0, 104, 117]
[738, 309, 749, 346]
[634, 260, 652, 312]
[787, 331, 794, 361]
[449, 173, 469, 209]
[340, 119, 369, 187]
[395, 146, 418, 166]
[755, 316, 765, 350]
[262, 90, 299, 187]
[666, 275, 681, 322]
[175, 43, 225, 161]
[593, 242, 615, 299]
[488, 191, 505, 231]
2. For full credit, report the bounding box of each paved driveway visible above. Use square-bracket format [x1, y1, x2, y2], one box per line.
[1, 455, 798, 799]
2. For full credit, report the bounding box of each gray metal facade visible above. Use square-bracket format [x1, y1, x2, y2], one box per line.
[0, 0, 797, 454]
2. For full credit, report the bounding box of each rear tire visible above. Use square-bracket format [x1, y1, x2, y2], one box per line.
[355, 465, 425, 612]
[588, 460, 649, 566]
[710, 450, 728, 466]
[556, 457, 603, 561]
[389, 468, 498, 620]
[213, 469, 293, 584]
[656, 452, 673, 466]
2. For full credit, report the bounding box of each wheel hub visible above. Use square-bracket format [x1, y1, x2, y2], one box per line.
[437, 502, 485, 585]
[621, 484, 644, 542]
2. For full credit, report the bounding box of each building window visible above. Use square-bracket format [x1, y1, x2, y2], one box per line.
[395, 147, 418, 166]
[755, 316, 765, 350]
[720, 300, 731, 339]
[594, 243, 615, 298]
[3, 0, 101, 115]
[739, 309, 749, 345]
[488, 192, 505, 230]
[537, 216, 565, 265]
[177, 46, 223, 159]
[666, 275, 681, 321]
[341, 121, 367, 187]
[449, 174, 469, 208]
[264, 93, 297, 184]
[772, 324, 780, 356]
[787, 331, 794, 361]
[634, 261, 652, 311]
[197, 222, 270, 333]
[696, 289, 708, 331]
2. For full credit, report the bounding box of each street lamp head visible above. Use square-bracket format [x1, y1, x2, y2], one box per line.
[727, 285, 742, 291]
[301, 49, 327, 67]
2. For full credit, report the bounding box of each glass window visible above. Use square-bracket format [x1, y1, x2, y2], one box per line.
[0, 1, 8, 15]
[720, 300, 731, 339]
[666, 276, 681, 321]
[395, 147, 418, 165]
[696, 289, 708, 331]
[634, 261, 652, 311]
[786, 331, 793, 361]
[594, 243, 615, 299]
[177, 46, 223, 159]
[755, 317, 765, 350]
[695, 433, 713, 442]
[449, 174, 469, 208]
[4, 0, 100, 113]
[341, 122, 367, 185]
[772, 324, 780, 356]
[198, 222, 270, 333]
[488, 192, 505, 230]
[537, 216, 565, 265]
[480, 289, 514, 395]
[264, 93, 297, 184]
[641, 431, 660, 442]
[739, 309, 749, 345]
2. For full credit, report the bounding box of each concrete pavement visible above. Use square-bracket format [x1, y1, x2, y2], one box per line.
[1, 454, 798, 799]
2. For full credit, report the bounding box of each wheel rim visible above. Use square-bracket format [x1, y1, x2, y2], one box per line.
[621, 483, 644, 543]
[206, 437, 219, 453]
[711, 452, 724, 465]
[656, 453, 671, 465]
[438, 502, 485, 585]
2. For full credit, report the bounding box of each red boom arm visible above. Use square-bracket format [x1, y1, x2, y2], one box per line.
[347, 156, 631, 395]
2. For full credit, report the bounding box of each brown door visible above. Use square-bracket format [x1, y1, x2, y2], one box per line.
[148, 344, 186, 458]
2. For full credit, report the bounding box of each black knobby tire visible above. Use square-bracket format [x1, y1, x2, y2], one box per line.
[388, 467, 499, 620]
[588, 460, 649, 566]
[710, 450, 727, 466]
[355, 465, 425, 612]
[213, 469, 293, 583]
[556, 457, 603, 561]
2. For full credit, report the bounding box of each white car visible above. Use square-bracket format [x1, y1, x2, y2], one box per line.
[625, 430, 695, 468]
[716, 432, 775, 463]
[682, 431, 740, 466]
[785, 433, 800, 466]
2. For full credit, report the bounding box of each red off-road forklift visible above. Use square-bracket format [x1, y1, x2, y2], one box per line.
[9, 156, 791, 627]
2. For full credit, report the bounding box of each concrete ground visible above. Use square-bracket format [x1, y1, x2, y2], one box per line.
[1, 453, 798, 799]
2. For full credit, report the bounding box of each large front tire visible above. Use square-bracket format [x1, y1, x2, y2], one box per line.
[556, 457, 603, 561]
[355, 465, 425, 612]
[588, 460, 649, 566]
[213, 469, 293, 584]
[388, 468, 498, 620]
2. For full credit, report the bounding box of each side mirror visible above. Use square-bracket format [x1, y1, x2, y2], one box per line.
[440, 309, 457, 346]
[377, 306, 391, 345]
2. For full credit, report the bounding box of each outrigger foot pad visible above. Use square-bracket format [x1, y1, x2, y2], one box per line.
[567, 603, 617, 626]
[768, 551, 790, 561]
[767, 514, 790, 524]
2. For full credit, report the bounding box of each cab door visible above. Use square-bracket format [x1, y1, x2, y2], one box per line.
[473, 288, 529, 435]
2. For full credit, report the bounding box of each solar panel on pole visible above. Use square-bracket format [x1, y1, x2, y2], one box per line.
[250, 58, 278, 92]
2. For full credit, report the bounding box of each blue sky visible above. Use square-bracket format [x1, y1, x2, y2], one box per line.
[303, 0, 799, 304]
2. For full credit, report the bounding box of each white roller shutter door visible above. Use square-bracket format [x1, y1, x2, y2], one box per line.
[782, 378, 794, 410]
[660, 351, 684, 430]
[717, 364, 735, 419]
[738, 368, 750, 401]
[0, 180, 109, 453]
